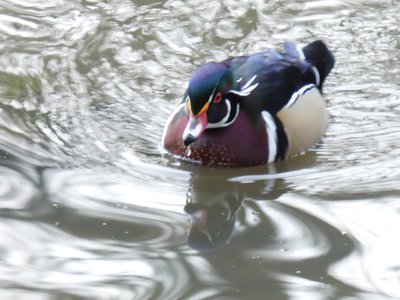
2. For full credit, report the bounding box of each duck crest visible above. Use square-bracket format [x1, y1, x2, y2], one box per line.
[162, 40, 335, 167]
[188, 63, 233, 115]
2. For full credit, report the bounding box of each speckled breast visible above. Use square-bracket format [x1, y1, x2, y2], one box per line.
[162, 110, 269, 167]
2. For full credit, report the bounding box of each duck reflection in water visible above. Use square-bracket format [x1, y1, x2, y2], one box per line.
[185, 186, 241, 251]
[184, 166, 288, 251]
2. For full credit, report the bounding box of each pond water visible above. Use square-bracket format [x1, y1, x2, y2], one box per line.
[0, 0, 399, 299]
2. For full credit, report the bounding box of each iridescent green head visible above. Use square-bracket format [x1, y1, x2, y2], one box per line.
[187, 63, 234, 115]
[183, 63, 238, 146]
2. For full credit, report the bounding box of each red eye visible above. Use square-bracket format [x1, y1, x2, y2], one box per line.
[213, 92, 222, 104]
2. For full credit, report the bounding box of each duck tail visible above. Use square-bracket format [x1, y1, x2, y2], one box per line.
[302, 40, 335, 89]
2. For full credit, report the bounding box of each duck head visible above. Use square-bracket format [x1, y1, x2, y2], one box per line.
[183, 63, 240, 146]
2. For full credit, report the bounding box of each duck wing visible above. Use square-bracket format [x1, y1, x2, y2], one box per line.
[225, 41, 334, 115]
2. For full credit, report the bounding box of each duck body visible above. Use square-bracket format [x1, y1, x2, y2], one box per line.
[162, 40, 335, 167]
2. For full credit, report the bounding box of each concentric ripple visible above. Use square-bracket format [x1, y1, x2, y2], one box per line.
[0, 164, 38, 210]
[0, 218, 190, 299]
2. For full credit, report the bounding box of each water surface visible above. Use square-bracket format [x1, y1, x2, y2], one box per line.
[0, 0, 399, 299]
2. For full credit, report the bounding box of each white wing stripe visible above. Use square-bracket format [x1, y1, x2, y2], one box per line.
[242, 75, 257, 90]
[241, 82, 259, 95]
[283, 84, 316, 109]
[311, 66, 320, 86]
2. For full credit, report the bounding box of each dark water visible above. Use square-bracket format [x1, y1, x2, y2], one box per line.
[0, 0, 399, 299]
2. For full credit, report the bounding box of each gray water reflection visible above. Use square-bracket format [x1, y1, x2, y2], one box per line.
[0, 163, 190, 299]
[0, 0, 400, 299]
[181, 166, 359, 299]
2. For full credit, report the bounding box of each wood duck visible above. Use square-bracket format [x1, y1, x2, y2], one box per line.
[162, 40, 335, 167]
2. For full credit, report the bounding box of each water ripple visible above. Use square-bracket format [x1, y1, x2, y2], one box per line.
[0, 165, 38, 210]
[0, 219, 190, 299]
[0, 166, 193, 299]
[319, 198, 400, 299]
[0, 0, 399, 299]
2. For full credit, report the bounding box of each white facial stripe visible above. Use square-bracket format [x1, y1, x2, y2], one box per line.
[261, 111, 278, 163]
[225, 103, 240, 127]
[283, 84, 316, 109]
[207, 92, 214, 104]
[206, 99, 231, 129]
[207, 87, 217, 104]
